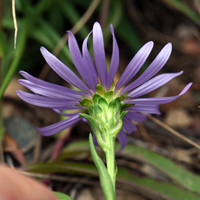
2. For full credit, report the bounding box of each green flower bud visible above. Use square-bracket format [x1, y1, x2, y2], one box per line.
[79, 84, 129, 152]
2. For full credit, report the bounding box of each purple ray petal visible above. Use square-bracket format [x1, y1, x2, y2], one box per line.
[82, 118, 88, 123]
[38, 114, 81, 136]
[120, 43, 172, 95]
[18, 79, 82, 101]
[40, 47, 92, 95]
[92, 133, 98, 146]
[123, 117, 137, 134]
[128, 71, 183, 98]
[125, 112, 147, 122]
[53, 109, 81, 116]
[117, 130, 128, 152]
[115, 41, 154, 92]
[106, 25, 119, 91]
[16, 90, 80, 109]
[82, 32, 98, 91]
[127, 105, 161, 115]
[93, 22, 107, 87]
[126, 82, 192, 105]
[68, 31, 96, 91]
[20, 71, 87, 97]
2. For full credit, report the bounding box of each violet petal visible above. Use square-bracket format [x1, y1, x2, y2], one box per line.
[117, 130, 128, 152]
[68, 31, 95, 92]
[93, 22, 107, 87]
[120, 43, 172, 95]
[38, 114, 81, 136]
[126, 83, 192, 105]
[127, 105, 161, 115]
[123, 117, 137, 134]
[82, 32, 98, 91]
[18, 79, 82, 100]
[115, 41, 154, 92]
[106, 25, 119, 90]
[125, 112, 147, 122]
[19, 71, 87, 97]
[128, 71, 183, 98]
[92, 133, 99, 146]
[16, 90, 80, 109]
[40, 47, 91, 94]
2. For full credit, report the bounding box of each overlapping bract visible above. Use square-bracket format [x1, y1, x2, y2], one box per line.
[17, 22, 192, 150]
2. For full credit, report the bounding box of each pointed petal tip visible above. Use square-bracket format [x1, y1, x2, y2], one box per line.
[110, 24, 114, 32]
[17, 79, 23, 84]
[163, 42, 172, 53]
[16, 90, 22, 97]
[146, 41, 154, 47]
[67, 30, 72, 35]
[40, 47, 50, 57]
[40, 46, 46, 52]
[19, 70, 25, 76]
[181, 82, 193, 94]
[176, 70, 184, 76]
[166, 42, 172, 47]
[93, 22, 102, 32]
[93, 21, 100, 27]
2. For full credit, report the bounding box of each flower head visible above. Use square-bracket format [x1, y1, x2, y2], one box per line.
[17, 22, 192, 150]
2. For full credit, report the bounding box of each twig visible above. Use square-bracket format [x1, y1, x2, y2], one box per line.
[12, 0, 18, 49]
[148, 115, 200, 149]
[99, 0, 110, 31]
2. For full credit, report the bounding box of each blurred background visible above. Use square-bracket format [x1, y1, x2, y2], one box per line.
[1, 0, 200, 199]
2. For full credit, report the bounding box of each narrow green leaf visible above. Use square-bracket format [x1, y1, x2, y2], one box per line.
[59, 140, 200, 194]
[54, 192, 72, 200]
[117, 168, 200, 200]
[27, 161, 200, 200]
[120, 144, 200, 193]
[0, 19, 28, 98]
[0, 31, 7, 58]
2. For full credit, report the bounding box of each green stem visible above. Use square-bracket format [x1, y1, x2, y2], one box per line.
[105, 136, 116, 191]
[89, 134, 116, 200]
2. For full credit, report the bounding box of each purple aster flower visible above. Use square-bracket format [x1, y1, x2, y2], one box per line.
[16, 22, 192, 150]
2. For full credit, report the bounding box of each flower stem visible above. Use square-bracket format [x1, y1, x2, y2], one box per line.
[105, 136, 116, 191]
